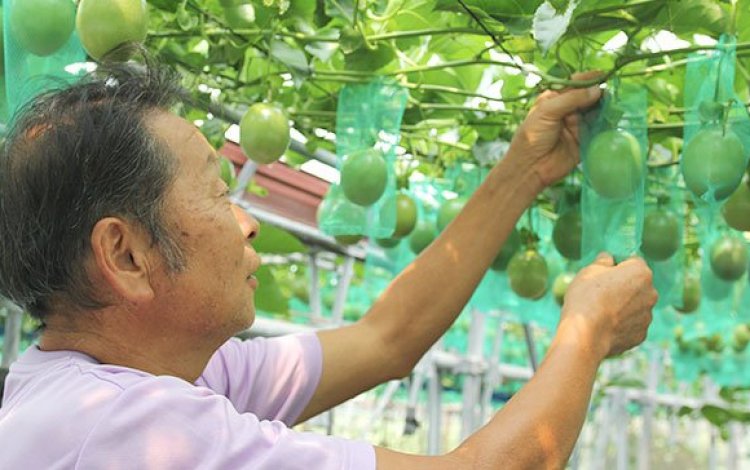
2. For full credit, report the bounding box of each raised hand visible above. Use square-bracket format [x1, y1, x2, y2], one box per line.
[507, 72, 603, 188]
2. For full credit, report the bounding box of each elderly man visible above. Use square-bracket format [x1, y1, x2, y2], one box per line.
[0, 63, 655, 469]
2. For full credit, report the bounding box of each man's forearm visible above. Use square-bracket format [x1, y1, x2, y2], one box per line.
[450, 320, 602, 469]
[363, 151, 543, 373]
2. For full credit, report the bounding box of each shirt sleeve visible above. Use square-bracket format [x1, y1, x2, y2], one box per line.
[76, 378, 375, 470]
[195, 332, 322, 425]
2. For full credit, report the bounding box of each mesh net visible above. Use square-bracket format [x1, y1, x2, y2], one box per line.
[580, 80, 648, 263]
[681, 34, 750, 206]
[3, 0, 86, 122]
[319, 78, 408, 238]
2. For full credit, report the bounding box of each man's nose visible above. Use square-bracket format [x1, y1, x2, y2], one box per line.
[231, 204, 259, 241]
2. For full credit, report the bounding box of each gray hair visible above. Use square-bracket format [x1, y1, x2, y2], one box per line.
[0, 61, 187, 319]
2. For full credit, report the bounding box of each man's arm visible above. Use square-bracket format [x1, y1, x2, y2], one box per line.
[297, 77, 603, 422]
[374, 255, 656, 469]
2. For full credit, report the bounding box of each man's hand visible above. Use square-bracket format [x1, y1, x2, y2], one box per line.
[507, 71, 603, 188]
[561, 253, 657, 360]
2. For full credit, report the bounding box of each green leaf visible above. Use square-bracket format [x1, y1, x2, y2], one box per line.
[344, 44, 395, 71]
[199, 118, 228, 150]
[720, 386, 740, 403]
[253, 223, 308, 254]
[654, 0, 729, 36]
[701, 404, 733, 427]
[254, 265, 289, 314]
[324, 0, 355, 20]
[304, 28, 340, 62]
[473, 115, 506, 141]
[176, 1, 199, 30]
[285, 0, 316, 22]
[737, 0, 750, 42]
[270, 38, 311, 75]
[147, 0, 179, 12]
[569, 2, 665, 36]
[240, 48, 269, 84]
[434, 0, 543, 17]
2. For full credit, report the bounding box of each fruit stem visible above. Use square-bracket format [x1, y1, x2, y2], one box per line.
[526, 209, 536, 249]
[351, 0, 360, 27]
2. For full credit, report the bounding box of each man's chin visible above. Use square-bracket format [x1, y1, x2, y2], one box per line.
[237, 304, 256, 331]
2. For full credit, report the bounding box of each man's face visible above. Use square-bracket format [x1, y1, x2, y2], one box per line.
[147, 111, 260, 340]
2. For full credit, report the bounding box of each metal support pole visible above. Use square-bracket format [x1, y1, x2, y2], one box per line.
[522, 323, 538, 372]
[331, 256, 356, 325]
[637, 348, 661, 470]
[460, 309, 486, 439]
[308, 252, 322, 323]
[479, 316, 505, 424]
[361, 380, 402, 439]
[232, 160, 257, 198]
[427, 355, 443, 455]
[705, 378, 719, 470]
[728, 422, 740, 470]
[592, 396, 611, 468]
[404, 358, 428, 437]
[614, 387, 629, 470]
[708, 425, 718, 470]
[1, 300, 23, 368]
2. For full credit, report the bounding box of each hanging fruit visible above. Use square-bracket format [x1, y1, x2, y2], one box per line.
[436, 197, 468, 232]
[709, 236, 748, 282]
[240, 103, 291, 165]
[508, 249, 549, 300]
[340, 148, 388, 207]
[722, 179, 750, 231]
[586, 129, 643, 200]
[11, 0, 75, 56]
[409, 220, 436, 255]
[77, 0, 149, 60]
[682, 124, 745, 201]
[490, 228, 521, 272]
[552, 272, 575, 306]
[640, 209, 680, 261]
[674, 273, 701, 314]
[552, 209, 582, 261]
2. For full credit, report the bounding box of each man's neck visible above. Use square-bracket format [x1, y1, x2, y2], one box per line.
[38, 312, 219, 383]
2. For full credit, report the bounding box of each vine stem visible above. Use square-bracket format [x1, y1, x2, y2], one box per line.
[417, 103, 513, 114]
[400, 132, 472, 151]
[149, 26, 491, 43]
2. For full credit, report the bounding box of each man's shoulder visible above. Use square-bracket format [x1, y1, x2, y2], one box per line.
[0, 347, 219, 469]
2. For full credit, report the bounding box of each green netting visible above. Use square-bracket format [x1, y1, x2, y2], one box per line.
[580, 81, 648, 262]
[320, 79, 408, 238]
[644, 168, 685, 344]
[552, 183, 583, 264]
[3, 0, 86, 121]
[681, 34, 750, 206]
[682, 210, 745, 342]
[502, 207, 558, 327]
[668, 36, 750, 367]
[671, 343, 702, 383]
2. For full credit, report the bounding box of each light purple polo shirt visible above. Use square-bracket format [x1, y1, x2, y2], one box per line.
[0, 333, 375, 469]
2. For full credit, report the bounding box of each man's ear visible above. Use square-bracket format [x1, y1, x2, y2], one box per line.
[89, 217, 156, 304]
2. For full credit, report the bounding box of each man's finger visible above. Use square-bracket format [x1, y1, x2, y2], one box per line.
[538, 85, 602, 120]
[592, 252, 615, 267]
